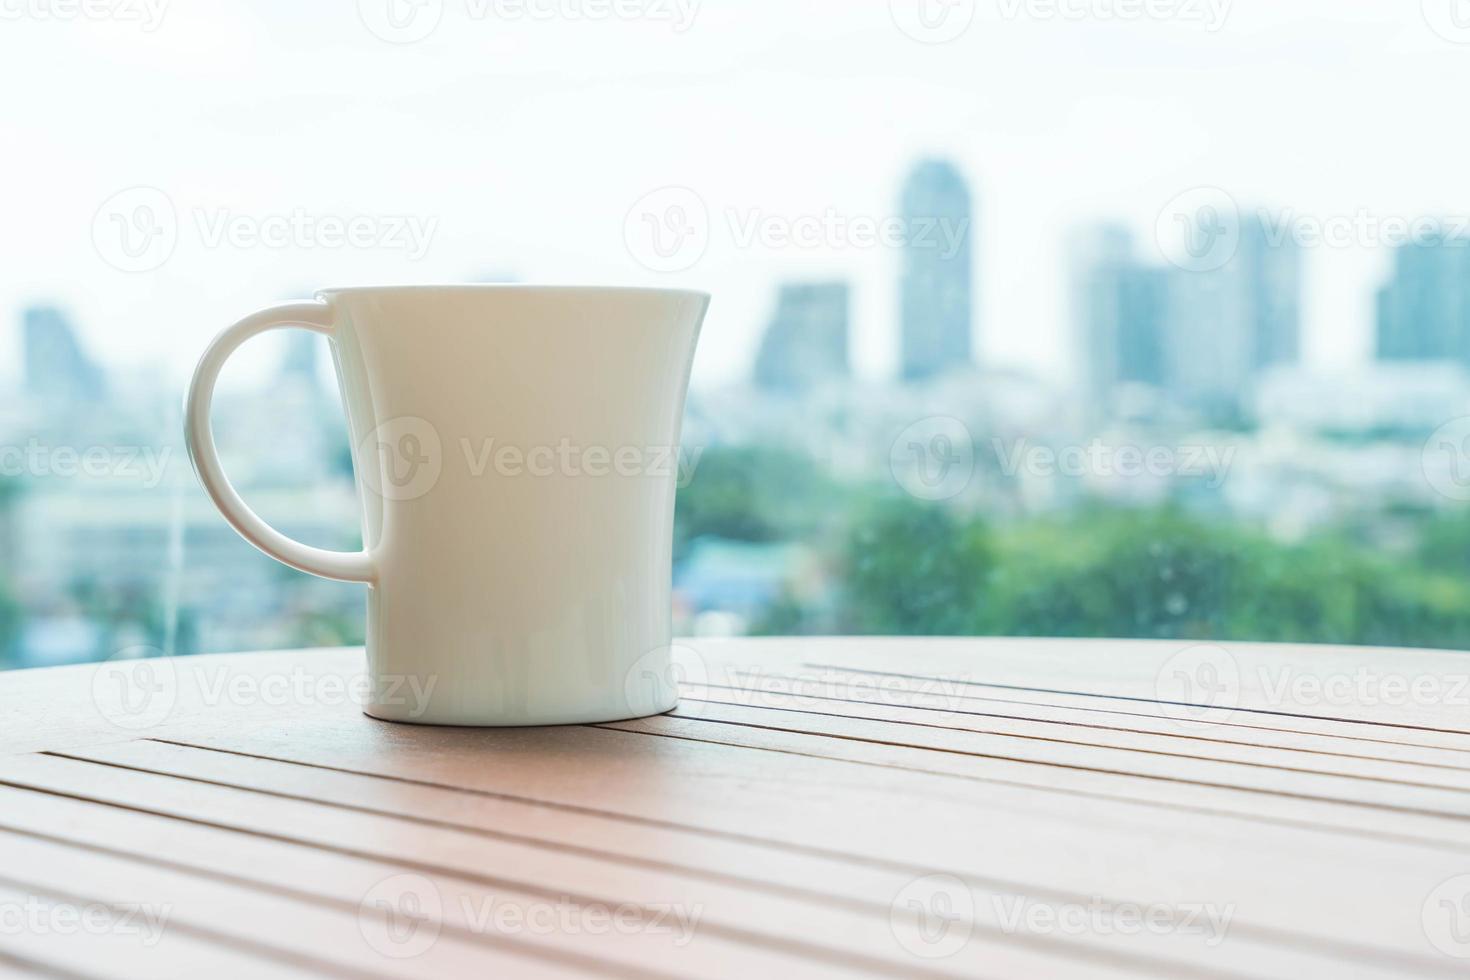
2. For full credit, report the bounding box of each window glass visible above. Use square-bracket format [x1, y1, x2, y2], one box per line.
[3, 2, 1469, 669]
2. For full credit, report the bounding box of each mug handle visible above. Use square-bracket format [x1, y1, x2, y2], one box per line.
[185, 300, 377, 585]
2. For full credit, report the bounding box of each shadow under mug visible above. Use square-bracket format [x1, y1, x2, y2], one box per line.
[185, 285, 709, 726]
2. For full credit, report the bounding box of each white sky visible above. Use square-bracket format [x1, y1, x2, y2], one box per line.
[2, 0, 1468, 389]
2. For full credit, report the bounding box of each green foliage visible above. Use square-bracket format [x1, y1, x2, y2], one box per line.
[839, 495, 992, 635]
[842, 503, 1470, 649]
[675, 446, 1470, 651]
[674, 446, 841, 557]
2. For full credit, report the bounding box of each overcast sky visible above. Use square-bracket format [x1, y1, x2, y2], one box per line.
[3, 0, 1468, 389]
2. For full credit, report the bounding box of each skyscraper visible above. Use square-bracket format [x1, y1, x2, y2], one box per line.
[1239, 213, 1302, 371]
[899, 159, 974, 382]
[280, 329, 322, 381]
[1376, 234, 1470, 363]
[1074, 213, 1300, 421]
[752, 282, 851, 394]
[1163, 213, 1301, 420]
[22, 306, 105, 406]
[1074, 224, 1169, 413]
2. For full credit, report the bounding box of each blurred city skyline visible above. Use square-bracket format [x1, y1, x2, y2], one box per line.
[7, 1, 1470, 669]
[8, 150, 1470, 668]
[13, 156, 1470, 415]
[5, 2, 1470, 389]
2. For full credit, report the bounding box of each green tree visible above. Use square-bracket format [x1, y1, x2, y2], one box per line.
[838, 495, 992, 634]
[674, 446, 839, 557]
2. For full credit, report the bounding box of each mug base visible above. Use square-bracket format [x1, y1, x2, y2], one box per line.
[360, 694, 681, 728]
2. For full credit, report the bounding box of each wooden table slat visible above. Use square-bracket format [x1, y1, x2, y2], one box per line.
[4, 638, 1470, 977]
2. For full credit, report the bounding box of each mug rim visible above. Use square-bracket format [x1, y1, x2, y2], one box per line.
[315, 284, 710, 302]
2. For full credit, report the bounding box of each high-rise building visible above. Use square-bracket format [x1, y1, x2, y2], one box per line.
[1376, 234, 1470, 363]
[1239, 214, 1302, 372]
[22, 306, 106, 406]
[280, 329, 322, 381]
[899, 159, 974, 381]
[1074, 225, 1169, 412]
[1075, 213, 1300, 420]
[752, 282, 851, 394]
[1163, 213, 1301, 420]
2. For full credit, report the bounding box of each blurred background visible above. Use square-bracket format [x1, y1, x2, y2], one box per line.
[4, 0, 1470, 669]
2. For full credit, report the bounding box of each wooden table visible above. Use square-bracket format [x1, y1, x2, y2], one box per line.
[2, 637, 1469, 978]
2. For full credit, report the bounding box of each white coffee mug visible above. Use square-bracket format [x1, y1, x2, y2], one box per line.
[185, 285, 708, 726]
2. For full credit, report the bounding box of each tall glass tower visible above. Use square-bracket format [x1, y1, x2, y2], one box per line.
[1376, 233, 1470, 363]
[899, 159, 974, 382]
[752, 282, 851, 395]
[23, 306, 106, 406]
